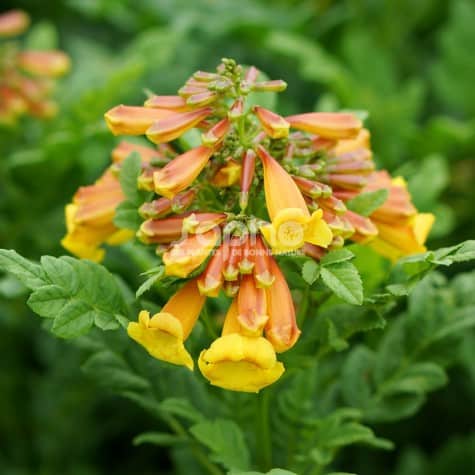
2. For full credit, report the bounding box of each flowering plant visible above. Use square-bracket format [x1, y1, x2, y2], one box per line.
[1, 58, 474, 474]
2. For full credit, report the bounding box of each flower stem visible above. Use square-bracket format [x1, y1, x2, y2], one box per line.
[257, 389, 272, 471]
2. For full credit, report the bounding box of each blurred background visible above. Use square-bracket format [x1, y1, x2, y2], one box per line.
[0, 1, 474, 474]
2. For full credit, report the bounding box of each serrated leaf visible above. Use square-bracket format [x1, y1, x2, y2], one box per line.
[27, 285, 69, 318]
[52, 300, 95, 338]
[302, 260, 320, 285]
[321, 249, 354, 266]
[0, 249, 47, 289]
[119, 152, 142, 204]
[190, 419, 250, 471]
[346, 189, 389, 216]
[82, 350, 150, 392]
[320, 262, 363, 305]
[342, 346, 375, 408]
[136, 267, 164, 297]
[133, 432, 185, 446]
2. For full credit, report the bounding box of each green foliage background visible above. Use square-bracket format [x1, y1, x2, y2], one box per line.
[0, 1, 474, 474]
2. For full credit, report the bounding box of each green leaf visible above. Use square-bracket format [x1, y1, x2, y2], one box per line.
[114, 201, 142, 230]
[27, 285, 69, 318]
[379, 363, 447, 397]
[160, 398, 204, 424]
[52, 300, 95, 338]
[136, 266, 165, 297]
[302, 260, 320, 285]
[346, 189, 389, 216]
[190, 419, 250, 471]
[25, 21, 58, 50]
[0, 249, 46, 289]
[133, 432, 185, 446]
[231, 471, 297, 475]
[342, 346, 375, 408]
[82, 350, 151, 392]
[320, 262, 363, 305]
[119, 152, 142, 205]
[321, 249, 355, 266]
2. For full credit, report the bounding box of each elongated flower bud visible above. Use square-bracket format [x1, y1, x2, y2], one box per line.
[146, 107, 213, 144]
[153, 145, 214, 198]
[265, 258, 301, 352]
[137, 216, 187, 244]
[197, 243, 227, 296]
[251, 80, 287, 92]
[286, 112, 362, 139]
[105, 105, 173, 135]
[0, 10, 30, 37]
[18, 51, 70, 77]
[201, 118, 231, 146]
[144, 95, 189, 111]
[253, 236, 275, 287]
[237, 275, 268, 335]
[240, 149, 256, 210]
[254, 106, 290, 139]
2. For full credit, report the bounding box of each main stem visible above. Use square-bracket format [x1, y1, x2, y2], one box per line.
[257, 389, 272, 471]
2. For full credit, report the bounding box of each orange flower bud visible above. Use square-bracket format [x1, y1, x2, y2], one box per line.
[293, 176, 332, 199]
[239, 149, 256, 209]
[0, 10, 30, 37]
[253, 236, 275, 288]
[286, 112, 362, 139]
[163, 228, 220, 278]
[139, 189, 196, 219]
[137, 216, 187, 244]
[251, 80, 287, 92]
[146, 107, 213, 144]
[238, 238, 255, 274]
[254, 106, 290, 139]
[332, 128, 371, 155]
[111, 140, 167, 165]
[223, 237, 242, 281]
[265, 258, 301, 352]
[186, 91, 218, 107]
[18, 51, 70, 77]
[105, 105, 173, 136]
[228, 98, 244, 120]
[182, 212, 227, 234]
[201, 118, 231, 146]
[197, 243, 227, 297]
[153, 145, 214, 198]
[344, 210, 378, 243]
[237, 275, 268, 335]
[144, 95, 189, 111]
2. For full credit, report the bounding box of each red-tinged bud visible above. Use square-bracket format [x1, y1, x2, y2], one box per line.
[265, 258, 301, 352]
[254, 106, 290, 139]
[153, 145, 214, 198]
[322, 173, 368, 190]
[193, 71, 220, 82]
[254, 237, 275, 288]
[317, 195, 347, 215]
[105, 105, 173, 135]
[311, 136, 336, 151]
[201, 118, 231, 146]
[292, 176, 332, 199]
[240, 149, 256, 210]
[171, 189, 197, 214]
[187, 91, 218, 107]
[345, 210, 378, 243]
[198, 243, 226, 297]
[223, 237, 242, 281]
[185, 78, 210, 88]
[237, 275, 268, 335]
[0, 10, 30, 37]
[322, 209, 346, 236]
[111, 140, 166, 165]
[332, 129, 371, 155]
[286, 112, 362, 139]
[245, 66, 259, 84]
[178, 85, 207, 97]
[228, 98, 244, 120]
[239, 239, 255, 274]
[223, 280, 240, 298]
[326, 160, 375, 175]
[137, 216, 186, 244]
[139, 197, 173, 219]
[251, 80, 287, 93]
[146, 107, 213, 144]
[328, 147, 372, 163]
[144, 95, 189, 111]
[18, 51, 70, 77]
[182, 212, 227, 234]
[303, 243, 327, 261]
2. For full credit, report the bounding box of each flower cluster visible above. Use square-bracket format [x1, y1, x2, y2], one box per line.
[63, 59, 434, 392]
[0, 10, 70, 125]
